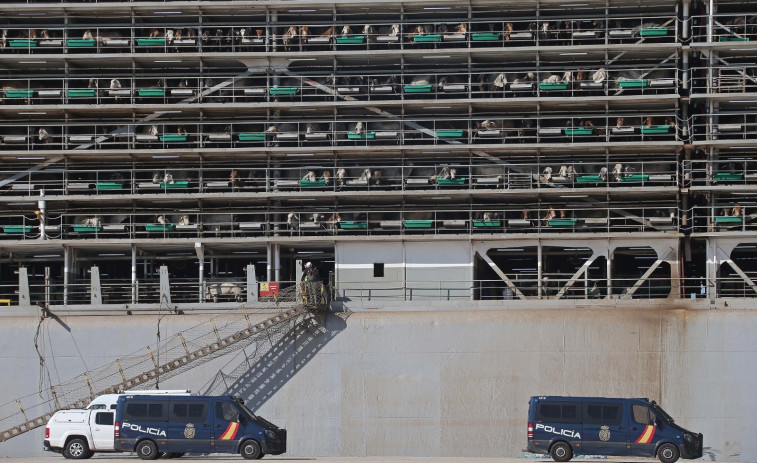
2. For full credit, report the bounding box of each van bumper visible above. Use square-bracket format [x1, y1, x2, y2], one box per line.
[526, 441, 548, 455]
[680, 433, 704, 459]
[262, 428, 287, 455]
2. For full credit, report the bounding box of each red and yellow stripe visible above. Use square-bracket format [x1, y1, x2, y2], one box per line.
[219, 422, 240, 440]
[635, 425, 656, 444]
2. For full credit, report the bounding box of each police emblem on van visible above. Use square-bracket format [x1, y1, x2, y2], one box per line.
[184, 423, 195, 439]
[599, 425, 611, 441]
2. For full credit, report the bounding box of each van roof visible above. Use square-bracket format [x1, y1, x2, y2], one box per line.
[529, 396, 651, 403]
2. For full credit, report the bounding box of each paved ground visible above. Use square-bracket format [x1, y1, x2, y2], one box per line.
[0, 457, 667, 463]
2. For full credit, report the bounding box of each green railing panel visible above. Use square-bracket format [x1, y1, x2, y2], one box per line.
[160, 134, 188, 142]
[540, 82, 570, 90]
[347, 131, 376, 140]
[714, 172, 745, 182]
[73, 225, 102, 233]
[67, 89, 97, 98]
[138, 88, 165, 97]
[160, 180, 190, 188]
[576, 175, 605, 183]
[719, 36, 750, 42]
[436, 129, 464, 138]
[620, 174, 650, 183]
[238, 133, 266, 142]
[472, 32, 501, 41]
[564, 127, 594, 136]
[2, 225, 32, 234]
[404, 220, 434, 228]
[269, 87, 299, 95]
[137, 38, 166, 46]
[437, 177, 467, 185]
[548, 218, 578, 227]
[5, 89, 35, 98]
[640, 125, 671, 134]
[639, 27, 669, 36]
[413, 34, 442, 42]
[145, 224, 176, 231]
[300, 179, 328, 187]
[403, 84, 433, 93]
[96, 182, 124, 190]
[336, 35, 366, 44]
[67, 39, 96, 47]
[9, 39, 37, 47]
[715, 216, 743, 224]
[618, 79, 649, 88]
[473, 220, 502, 227]
[339, 221, 368, 229]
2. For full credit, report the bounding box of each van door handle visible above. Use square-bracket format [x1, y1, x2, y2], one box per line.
[632, 427, 639, 431]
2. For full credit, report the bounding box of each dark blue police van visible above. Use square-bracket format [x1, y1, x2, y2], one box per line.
[527, 396, 702, 463]
[114, 394, 286, 460]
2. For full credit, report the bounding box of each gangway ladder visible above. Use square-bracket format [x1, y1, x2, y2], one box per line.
[0, 304, 311, 442]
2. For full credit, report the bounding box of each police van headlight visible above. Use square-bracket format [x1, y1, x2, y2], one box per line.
[264, 429, 276, 439]
[683, 433, 693, 442]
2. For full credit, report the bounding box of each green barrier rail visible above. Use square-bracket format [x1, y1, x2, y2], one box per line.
[339, 221, 368, 229]
[347, 131, 376, 140]
[145, 224, 176, 232]
[238, 133, 266, 142]
[404, 220, 434, 228]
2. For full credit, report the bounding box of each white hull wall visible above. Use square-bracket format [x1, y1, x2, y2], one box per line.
[0, 307, 754, 460]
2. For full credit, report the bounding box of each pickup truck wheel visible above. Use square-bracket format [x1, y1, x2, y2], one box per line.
[136, 440, 159, 460]
[240, 439, 262, 459]
[63, 438, 91, 459]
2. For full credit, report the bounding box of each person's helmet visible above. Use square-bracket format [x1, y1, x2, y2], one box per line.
[305, 262, 312, 269]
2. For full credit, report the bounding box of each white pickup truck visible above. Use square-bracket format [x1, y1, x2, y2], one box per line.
[44, 408, 115, 459]
[44, 390, 189, 459]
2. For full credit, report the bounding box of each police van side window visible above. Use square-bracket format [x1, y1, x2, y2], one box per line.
[538, 403, 579, 422]
[95, 412, 114, 426]
[170, 402, 207, 422]
[585, 403, 622, 425]
[215, 402, 240, 422]
[632, 405, 654, 425]
[124, 402, 167, 422]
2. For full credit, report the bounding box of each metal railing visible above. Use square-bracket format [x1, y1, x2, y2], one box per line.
[0, 65, 679, 106]
[0, 113, 682, 152]
[0, 204, 681, 242]
[0, 15, 678, 54]
[691, 14, 757, 43]
[0, 159, 681, 197]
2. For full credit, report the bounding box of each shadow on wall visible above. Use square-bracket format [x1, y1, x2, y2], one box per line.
[200, 312, 349, 410]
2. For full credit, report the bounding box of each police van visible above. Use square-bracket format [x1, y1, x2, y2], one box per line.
[527, 396, 702, 463]
[114, 394, 286, 460]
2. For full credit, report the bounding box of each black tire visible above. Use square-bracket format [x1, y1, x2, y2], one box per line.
[136, 440, 160, 460]
[550, 441, 573, 462]
[658, 443, 680, 463]
[255, 453, 265, 460]
[240, 439, 262, 460]
[63, 438, 91, 460]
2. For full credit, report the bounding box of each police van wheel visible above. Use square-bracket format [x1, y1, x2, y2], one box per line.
[240, 439, 262, 460]
[63, 438, 91, 459]
[658, 443, 680, 463]
[136, 440, 159, 460]
[550, 441, 573, 462]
